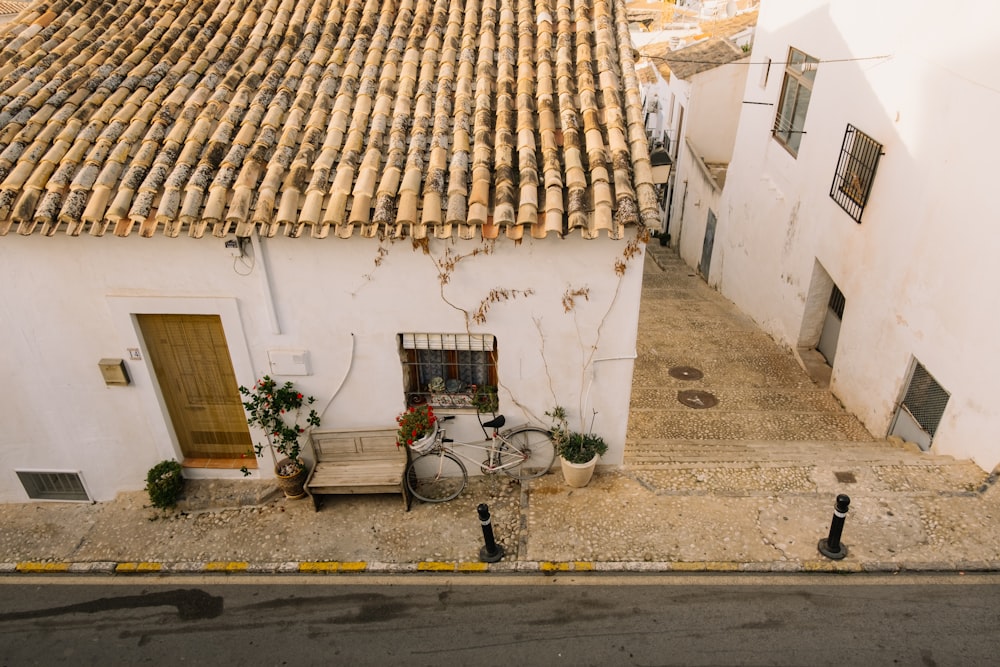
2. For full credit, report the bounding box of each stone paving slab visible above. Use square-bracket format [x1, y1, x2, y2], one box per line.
[524, 473, 785, 563]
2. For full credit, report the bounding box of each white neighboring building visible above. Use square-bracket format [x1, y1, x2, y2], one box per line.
[712, 0, 1000, 470]
[660, 37, 749, 272]
[635, 11, 756, 266]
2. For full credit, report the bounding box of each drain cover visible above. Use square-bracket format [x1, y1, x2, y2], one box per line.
[677, 390, 718, 409]
[834, 471, 857, 484]
[669, 366, 704, 381]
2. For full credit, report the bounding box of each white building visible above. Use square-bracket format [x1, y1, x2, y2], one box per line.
[635, 10, 756, 268]
[709, 0, 1000, 470]
[0, 0, 658, 502]
[661, 37, 750, 271]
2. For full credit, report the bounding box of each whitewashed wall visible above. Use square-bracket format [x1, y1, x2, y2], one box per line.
[715, 0, 1000, 469]
[0, 233, 644, 501]
[684, 62, 748, 162]
[672, 138, 721, 268]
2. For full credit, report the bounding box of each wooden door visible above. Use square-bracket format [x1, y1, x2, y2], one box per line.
[137, 314, 252, 463]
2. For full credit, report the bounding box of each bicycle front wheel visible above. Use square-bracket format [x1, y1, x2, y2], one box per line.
[500, 426, 556, 480]
[405, 451, 468, 503]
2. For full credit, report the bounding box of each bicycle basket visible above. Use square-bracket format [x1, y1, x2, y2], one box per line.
[407, 423, 439, 454]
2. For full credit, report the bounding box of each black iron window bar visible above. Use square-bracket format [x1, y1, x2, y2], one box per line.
[830, 124, 884, 223]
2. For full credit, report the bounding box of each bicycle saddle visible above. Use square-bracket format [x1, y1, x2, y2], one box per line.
[481, 415, 505, 430]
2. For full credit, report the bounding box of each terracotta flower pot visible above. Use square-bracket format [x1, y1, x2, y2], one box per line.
[275, 458, 309, 499]
[560, 455, 598, 488]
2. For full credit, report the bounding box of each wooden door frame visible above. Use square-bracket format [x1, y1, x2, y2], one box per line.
[107, 296, 263, 477]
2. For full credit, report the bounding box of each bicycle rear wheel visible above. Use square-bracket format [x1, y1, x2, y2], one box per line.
[405, 451, 468, 502]
[500, 426, 556, 480]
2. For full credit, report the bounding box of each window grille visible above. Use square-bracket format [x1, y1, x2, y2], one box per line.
[772, 47, 818, 155]
[830, 124, 883, 223]
[901, 363, 950, 438]
[16, 470, 90, 502]
[400, 334, 498, 409]
[828, 284, 845, 319]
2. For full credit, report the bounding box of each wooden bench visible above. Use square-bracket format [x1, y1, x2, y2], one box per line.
[303, 427, 411, 511]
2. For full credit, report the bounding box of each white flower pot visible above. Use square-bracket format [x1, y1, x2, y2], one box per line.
[560, 455, 598, 487]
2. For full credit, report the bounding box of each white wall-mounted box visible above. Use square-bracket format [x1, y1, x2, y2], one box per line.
[267, 349, 310, 376]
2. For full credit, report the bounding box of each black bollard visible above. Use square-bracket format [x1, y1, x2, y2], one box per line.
[478, 503, 504, 563]
[818, 494, 851, 560]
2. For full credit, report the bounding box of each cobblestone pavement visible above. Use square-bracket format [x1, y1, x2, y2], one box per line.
[2, 246, 998, 575]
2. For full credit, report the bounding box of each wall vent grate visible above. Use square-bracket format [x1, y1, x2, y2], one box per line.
[901, 363, 950, 438]
[828, 285, 846, 319]
[16, 470, 90, 502]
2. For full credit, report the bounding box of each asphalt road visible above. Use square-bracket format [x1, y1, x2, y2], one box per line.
[1, 573, 998, 666]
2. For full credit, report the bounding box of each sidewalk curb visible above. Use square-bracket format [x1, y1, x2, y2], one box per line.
[4, 560, 998, 575]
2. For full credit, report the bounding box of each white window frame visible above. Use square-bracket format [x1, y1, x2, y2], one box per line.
[772, 47, 818, 156]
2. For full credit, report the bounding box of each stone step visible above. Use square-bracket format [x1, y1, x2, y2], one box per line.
[628, 411, 875, 441]
[625, 439, 968, 468]
[630, 387, 845, 413]
[176, 479, 280, 513]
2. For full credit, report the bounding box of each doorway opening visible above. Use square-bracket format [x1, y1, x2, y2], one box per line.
[796, 261, 844, 387]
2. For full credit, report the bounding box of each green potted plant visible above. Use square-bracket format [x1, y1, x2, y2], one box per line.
[547, 406, 608, 487]
[396, 404, 438, 453]
[239, 376, 320, 499]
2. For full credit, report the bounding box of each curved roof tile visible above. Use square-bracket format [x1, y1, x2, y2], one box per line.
[0, 0, 657, 240]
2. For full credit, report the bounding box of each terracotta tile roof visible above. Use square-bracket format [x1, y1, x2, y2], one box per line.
[633, 8, 756, 82]
[0, 0, 658, 240]
[698, 9, 757, 40]
[0, 2, 29, 16]
[657, 36, 746, 80]
[637, 39, 675, 81]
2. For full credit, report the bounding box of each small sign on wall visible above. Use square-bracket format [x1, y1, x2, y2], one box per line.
[267, 349, 310, 376]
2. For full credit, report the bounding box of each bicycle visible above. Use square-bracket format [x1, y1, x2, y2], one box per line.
[404, 413, 556, 503]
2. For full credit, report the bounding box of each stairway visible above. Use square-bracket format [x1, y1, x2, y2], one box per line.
[626, 247, 988, 496]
